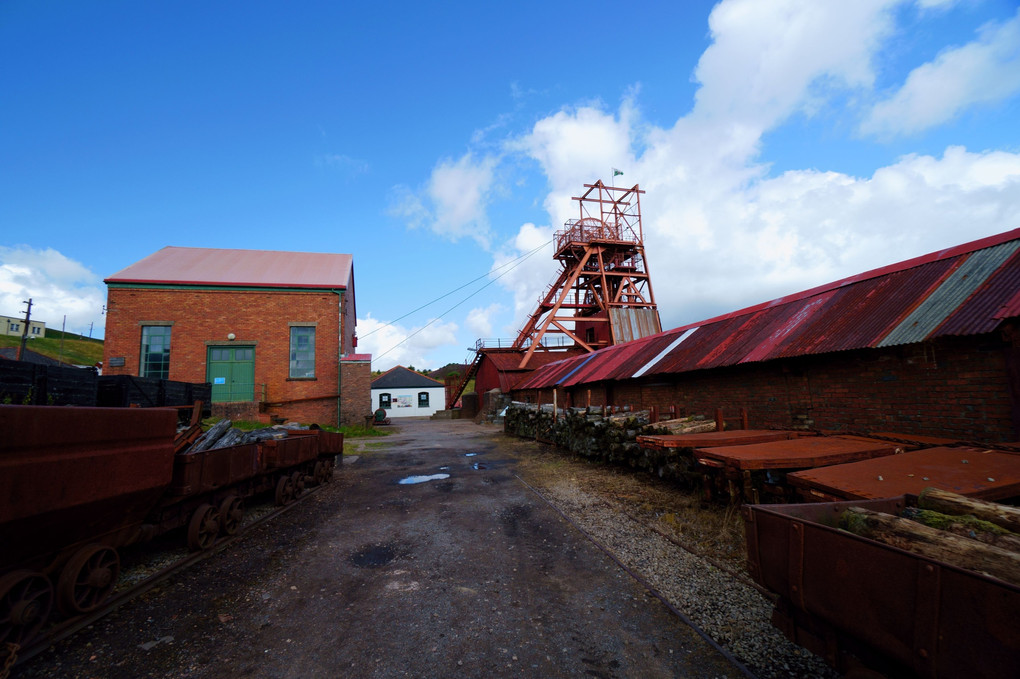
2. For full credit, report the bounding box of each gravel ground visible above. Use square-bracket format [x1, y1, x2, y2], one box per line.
[509, 446, 837, 679]
[14, 418, 838, 679]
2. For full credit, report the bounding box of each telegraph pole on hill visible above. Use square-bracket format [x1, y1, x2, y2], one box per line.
[18, 298, 32, 360]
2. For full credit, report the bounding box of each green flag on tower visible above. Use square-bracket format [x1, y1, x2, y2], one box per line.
[613, 168, 623, 177]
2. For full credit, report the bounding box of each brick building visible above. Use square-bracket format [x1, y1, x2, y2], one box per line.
[103, 246, 369, 426]
[512, 229, 1020, 443]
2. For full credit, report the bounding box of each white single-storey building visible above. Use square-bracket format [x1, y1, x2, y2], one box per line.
[370, 366, 445, 418]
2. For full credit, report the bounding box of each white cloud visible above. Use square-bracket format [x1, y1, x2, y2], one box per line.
[356, 314, 460, 372]
[429, 153, 497, 244]
[0, 246, 106, 338]
[519, 105, 635, 217]
[389, 153, 498, 248]
[694, 0, 897, 133]
[465, 302, 505, 338]
[647, 146, 1020, 327]
[490, 223, 558, 335]
[862, 8, 1020, 136]
[916, 0, 963, 13]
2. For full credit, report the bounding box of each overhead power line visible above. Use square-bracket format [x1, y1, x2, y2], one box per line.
[361, 238, 552, 340]
[373, 239, 552, 362]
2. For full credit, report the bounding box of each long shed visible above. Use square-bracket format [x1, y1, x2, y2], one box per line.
[512, 228, 1020, 442]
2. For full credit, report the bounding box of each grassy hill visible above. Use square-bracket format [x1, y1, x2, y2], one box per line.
[0, 330, 104, 366]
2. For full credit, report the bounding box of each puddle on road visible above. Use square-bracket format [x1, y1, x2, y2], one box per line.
[438, 466, 450, 470]
[472, 462, 487, 470]
[398, 473, 450, 485]
[464, 453, 478, 457]
[350, 543, 396, 568]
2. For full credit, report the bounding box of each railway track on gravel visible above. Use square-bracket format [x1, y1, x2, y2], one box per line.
[4, 485, 325, 678]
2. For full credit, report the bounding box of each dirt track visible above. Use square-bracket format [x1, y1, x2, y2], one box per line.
[18, 418, 744, 678]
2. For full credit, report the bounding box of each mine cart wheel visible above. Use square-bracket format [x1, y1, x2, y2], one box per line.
[0, 570, 53, 646]
[275, 475, 294, 506]
[322, 458, 335, 483]
[291, 471, 306, 497]
[312, 461, 326, 486]
[57, 544, 120, 615]
[187, 504, 220, 551]
[218, 496, 244, 536]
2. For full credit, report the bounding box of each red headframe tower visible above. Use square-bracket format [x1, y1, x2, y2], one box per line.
[512, 180, 661, 368]
[447, 179, 661, 409]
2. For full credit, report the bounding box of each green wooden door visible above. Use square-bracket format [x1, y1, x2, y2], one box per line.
[207, 346, 255, 402]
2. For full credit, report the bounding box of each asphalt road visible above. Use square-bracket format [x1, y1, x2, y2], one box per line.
[19, 418, 742, 679]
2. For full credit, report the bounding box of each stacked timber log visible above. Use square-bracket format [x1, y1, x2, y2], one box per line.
[183, 419, 297, 453]
[840, 487, 1020, 586]
[504, 402, 711, 483]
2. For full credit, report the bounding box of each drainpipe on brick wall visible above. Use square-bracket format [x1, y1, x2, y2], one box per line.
[333, 289, 343, 428]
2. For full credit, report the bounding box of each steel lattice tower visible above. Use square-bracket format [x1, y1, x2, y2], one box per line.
[512, 180, 661, 369]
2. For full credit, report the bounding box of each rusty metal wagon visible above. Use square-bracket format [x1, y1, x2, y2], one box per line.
[1, 405, 343, 648]
[0, 405, 178, 644]
[742, 496, 1020, 678]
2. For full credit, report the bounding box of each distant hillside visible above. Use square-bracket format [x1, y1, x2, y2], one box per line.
[0, 331, 103, 367]
[430, 362, 470, 380]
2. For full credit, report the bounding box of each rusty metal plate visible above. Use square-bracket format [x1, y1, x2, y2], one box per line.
[866, 432, 963, 447]
[788, 446, 1020, 501]
[285, 429, 345, 456]
[637, 429, 804, 450]
[170, 443, 261, 496]
[695, 435, 902, 471]
[260, 434, 319, 469]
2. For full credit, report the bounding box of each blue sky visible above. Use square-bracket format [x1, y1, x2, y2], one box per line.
[2, 0, 1019, 371]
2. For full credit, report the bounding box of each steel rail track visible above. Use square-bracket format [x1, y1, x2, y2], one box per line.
[7, 483, 327, 674]
[515, 472, 759, 679]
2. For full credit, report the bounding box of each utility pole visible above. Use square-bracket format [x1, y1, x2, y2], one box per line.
[18, 298, 32, 361]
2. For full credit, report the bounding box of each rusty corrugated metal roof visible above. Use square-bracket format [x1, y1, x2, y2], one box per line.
[514, 228, 1020, 391]
[936, 245, 1020, 337]
[106, 246, 353, 289]
[879, 239, 1020, 347]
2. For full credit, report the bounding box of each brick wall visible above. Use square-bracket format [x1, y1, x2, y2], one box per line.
[104, 286, 344, 425]
[339, 358, 371, 426]
[512, 334, 1017, 442]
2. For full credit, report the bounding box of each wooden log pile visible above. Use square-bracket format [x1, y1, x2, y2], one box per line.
[504, 403, 712, 483]
[840, 487, 1020, 586]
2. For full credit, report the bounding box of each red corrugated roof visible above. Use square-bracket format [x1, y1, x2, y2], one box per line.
[936, 246, 1020, 337]
[106, 246, 353, 289]
[517, 228, 1020, 390]
[341, 354, 372, 362]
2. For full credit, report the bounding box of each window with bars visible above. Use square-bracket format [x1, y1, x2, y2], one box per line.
[140, 325, 171, 379]
[418, 392, 429, 408]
